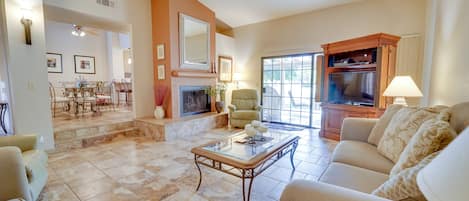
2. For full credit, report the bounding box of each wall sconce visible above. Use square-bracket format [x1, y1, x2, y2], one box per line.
[21, 8, 33, 45]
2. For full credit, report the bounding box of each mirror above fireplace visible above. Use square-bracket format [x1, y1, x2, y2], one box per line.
[179, 13, 210, 70]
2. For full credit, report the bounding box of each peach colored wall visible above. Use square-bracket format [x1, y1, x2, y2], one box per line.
[151, 0, 216, 118]
[151, 0, 172, 116]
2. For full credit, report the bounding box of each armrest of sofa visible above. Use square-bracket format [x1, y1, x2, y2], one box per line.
[340, 118, 378, 142]
[255, 105, 262, 111]
[280, 180, 390, 201]
[228, 105, 237, 113]
[0, 147, 32, 201]
[0, 134, 38, 152]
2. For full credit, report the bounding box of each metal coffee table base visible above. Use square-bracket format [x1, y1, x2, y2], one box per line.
[194, 139, 299, 201]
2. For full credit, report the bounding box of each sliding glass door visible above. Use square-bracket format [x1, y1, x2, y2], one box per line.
[261, 53, 320, 127]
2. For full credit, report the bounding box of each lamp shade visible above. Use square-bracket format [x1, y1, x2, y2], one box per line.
[417, 127, 469, 201]
[383, 76, 423, 97]
[233, 73, 242, 81]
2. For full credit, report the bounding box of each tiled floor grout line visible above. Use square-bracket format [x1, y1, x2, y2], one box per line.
[64, 182, 82, 201]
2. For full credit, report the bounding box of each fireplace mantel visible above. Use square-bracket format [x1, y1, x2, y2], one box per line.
[171, 70, 217, 78]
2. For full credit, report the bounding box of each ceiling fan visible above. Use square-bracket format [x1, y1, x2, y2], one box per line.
[71, 24, 99, 37]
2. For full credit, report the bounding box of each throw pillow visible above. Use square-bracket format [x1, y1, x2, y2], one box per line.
[377, 106, 448, 163]
[390, 119, 456, 176]
[368, 104, 405, 146]
[372, 151, 440, 200]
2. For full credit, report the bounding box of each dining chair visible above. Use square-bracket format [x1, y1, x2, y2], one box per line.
[113, 81, 132, 106]
[96, 81, 114, 111]
[123, 82, 132, 105]
[48, 82, 70, 117]
[76, 86, 97, 115]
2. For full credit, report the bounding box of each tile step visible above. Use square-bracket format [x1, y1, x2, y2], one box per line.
[81, 127, 141, 148]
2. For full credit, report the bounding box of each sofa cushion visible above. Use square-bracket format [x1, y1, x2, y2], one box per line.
[377, 106, 447, 163]
[320, 162, 389, 193]
[368, 104, 404, 146]
[372, 151, 440, 201]
[280, 180, 391, 201]
[390, 119, 455, 176]
[449, 101, 469, 133]
[231, 110, 260, 120]
[332, 141, 394, 174]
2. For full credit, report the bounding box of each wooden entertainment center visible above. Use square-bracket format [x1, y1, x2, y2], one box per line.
[320, 33, 401, 140]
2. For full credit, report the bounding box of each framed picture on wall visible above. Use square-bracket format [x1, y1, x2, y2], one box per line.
[218, 56, 233, 82]
[74, 55, 96, 74]
[157, 64, 165, 80]
[157, 44, 165, 60]
[46, 53, 63, 73]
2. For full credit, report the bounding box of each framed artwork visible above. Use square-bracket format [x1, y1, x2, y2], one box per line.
[218, 56, 233, 82]
[46, 53, 63, 73]
[74, 55, 96, 74]
[157, 64, 165, 80]
[157, 44, 165, 60]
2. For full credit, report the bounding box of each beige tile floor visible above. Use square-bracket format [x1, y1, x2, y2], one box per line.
[40, 128, 337, 201]
[53, 107, 133, 132]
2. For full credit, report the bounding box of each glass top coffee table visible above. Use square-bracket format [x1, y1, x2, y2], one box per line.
[191, 130, 300, 201]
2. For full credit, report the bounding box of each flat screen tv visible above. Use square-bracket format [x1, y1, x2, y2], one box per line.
[328, 71, 376, 106]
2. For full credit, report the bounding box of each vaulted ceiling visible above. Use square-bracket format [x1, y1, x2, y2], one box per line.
[199, 0, 363, 28]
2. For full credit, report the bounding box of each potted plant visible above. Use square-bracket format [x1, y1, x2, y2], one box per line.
[154, 86, 168, 119]
[206, 83, 226, 113]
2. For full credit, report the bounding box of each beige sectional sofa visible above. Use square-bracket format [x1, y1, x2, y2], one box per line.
[281, 102, 469, 201]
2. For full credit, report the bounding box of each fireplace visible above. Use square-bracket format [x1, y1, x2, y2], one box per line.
[179, 86, 211, 117]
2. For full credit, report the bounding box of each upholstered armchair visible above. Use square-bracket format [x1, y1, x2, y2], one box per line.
[0, 135, 48, 201]
[228, 89, 262, 128]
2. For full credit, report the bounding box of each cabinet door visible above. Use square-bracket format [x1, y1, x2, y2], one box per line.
[324, 109, 368, 134]
[325, 109, 343, 134]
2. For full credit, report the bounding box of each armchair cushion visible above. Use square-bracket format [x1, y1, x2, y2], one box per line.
[332, 141, 394, 174]
[231, 110, 260, 120]
[231, 89, 259, 110]
[232, 99, 257, 110]
[0, 135, 38, 152]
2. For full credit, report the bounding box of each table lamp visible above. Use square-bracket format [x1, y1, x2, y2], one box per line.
[233, 73, 242, 89]
[417, 127, 469, 201]
[383, 76, 422, 106]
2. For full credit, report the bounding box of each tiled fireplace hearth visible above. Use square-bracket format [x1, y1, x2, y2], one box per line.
[180, 86, 211, 117]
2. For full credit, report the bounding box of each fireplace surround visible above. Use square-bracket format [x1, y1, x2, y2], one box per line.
[179, 86, 211, 117]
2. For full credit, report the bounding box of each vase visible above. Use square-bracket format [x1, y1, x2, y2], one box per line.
[215, 101, 225, 113]
[154, 106, 165, 119]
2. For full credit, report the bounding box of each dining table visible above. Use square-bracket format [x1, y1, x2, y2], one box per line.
[63, 86, 98, 115]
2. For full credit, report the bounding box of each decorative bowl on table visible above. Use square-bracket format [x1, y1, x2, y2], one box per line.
[245, 124, 257, 137]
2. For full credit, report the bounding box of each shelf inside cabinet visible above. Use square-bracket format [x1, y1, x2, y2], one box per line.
[327, 64, 377, 73]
